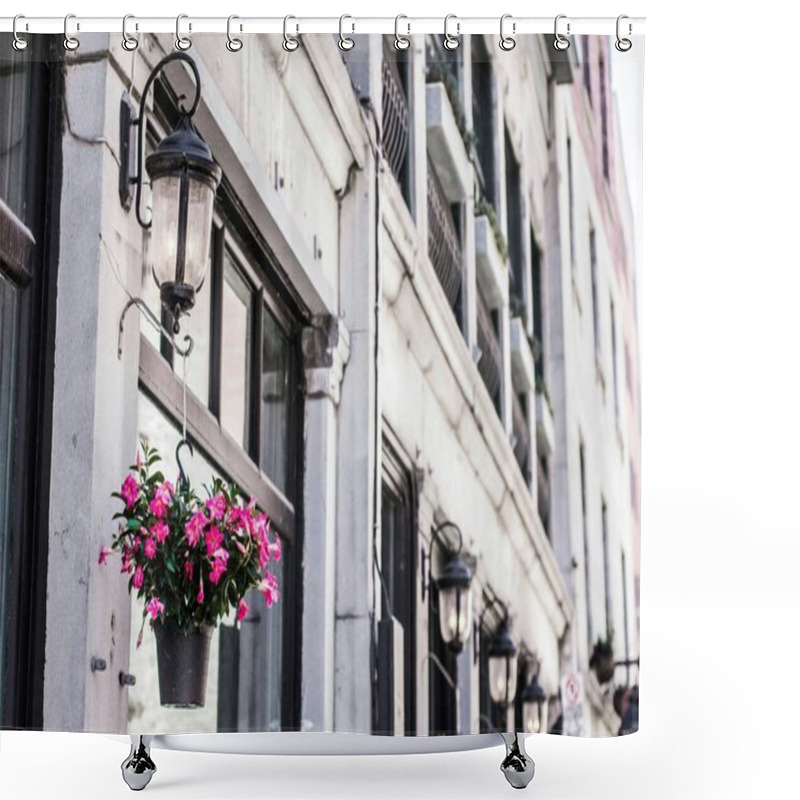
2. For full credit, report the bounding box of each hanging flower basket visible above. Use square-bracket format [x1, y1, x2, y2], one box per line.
[101, 439, 282, 708]
[154, 619, 214, 707]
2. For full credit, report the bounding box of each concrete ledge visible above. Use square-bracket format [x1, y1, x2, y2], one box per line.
[510, 317, 535, 393]
[426, 82, 471, 203]
[536, 392, 556, 457]
[475, 215, 508, 310]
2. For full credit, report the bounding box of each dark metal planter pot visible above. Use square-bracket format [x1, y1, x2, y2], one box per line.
[592, 652, 616, 685]
[154, 620, 214, 708]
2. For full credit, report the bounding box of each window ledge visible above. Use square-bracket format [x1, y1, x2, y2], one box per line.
[535, 391, 556, 457]
[510, 317, 535, 393]
[426, 83, 471, 203]
[475, 215, 508, 310]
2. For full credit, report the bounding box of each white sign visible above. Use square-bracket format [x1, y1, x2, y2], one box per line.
[560, 671, 587, 737]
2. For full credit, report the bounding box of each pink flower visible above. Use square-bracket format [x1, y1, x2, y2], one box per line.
[98, 545, 112, 566]
[185, 511, 207, 547]
[259, 533, 282, 569]
[132, 565, 144, 589]
[183, 558, 194, 581]
[230, 505, 254, 536]
[205, 493, 227, 521]
[144, 537, 157, 560]
[252, 513, 269, 541]
[209, 548, 229, 584]
[259, 572, 280, 607]
[204, 525, 224, 557]
[146, 597, 165, 620]
[121, 474, 139, 509]
[149, 481, 174, 518]
[237, 598, 249, 622]
[151, 521, 169, 544]
[197, 578, 204, 605]
[120, 547, 134, 574]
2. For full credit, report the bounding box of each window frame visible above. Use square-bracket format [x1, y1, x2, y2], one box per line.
[0, 35, 61, 729]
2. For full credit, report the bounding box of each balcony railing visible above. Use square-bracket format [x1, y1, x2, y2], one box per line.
[511, 393, 531, 483]
[427, 158, 462, 310]
[476, 292, 502, 410]
[382, 52, 410, 192]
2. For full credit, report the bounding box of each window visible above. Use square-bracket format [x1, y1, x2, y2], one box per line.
[590, 228, 599, 352]
[579, 443, 593, 649]
[375, 443, 417, 734]
[382, 37, 413, 210]
[471, 37, 496, 205]
[599, 51, 610, 181]
[610, 299, 620, 422]
[0, 36, 59, 728]
[505, 129, 525, 317]
[136, 91, 305, 730]
[429, 580, 458, 734]
[567, 137, 575, 270]
[531, 230, 545, 380]
[582, 37, 592, 106]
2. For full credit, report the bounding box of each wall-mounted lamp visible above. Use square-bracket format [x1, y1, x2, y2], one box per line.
[421, 521, 473, 654]
[475, 598, 519, 709]
[120, 52, 221, 333]
[520, 670, 548, 733]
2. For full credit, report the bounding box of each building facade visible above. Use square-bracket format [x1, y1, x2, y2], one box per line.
[0, 30, 639, 736]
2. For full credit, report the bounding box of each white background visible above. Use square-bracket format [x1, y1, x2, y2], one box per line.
[3, 1, 798, 798]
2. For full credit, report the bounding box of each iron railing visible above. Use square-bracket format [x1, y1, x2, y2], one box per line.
[511, 392, 531, 483]
[427, 158, 462, 310]
[382, 51, 410, 192]
[476, 292, 502, 410]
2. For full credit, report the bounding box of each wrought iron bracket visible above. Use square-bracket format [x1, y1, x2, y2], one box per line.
[117, 296, 194, 360]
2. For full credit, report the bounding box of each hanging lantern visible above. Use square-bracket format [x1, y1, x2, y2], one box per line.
[421, 521, 474, 654]
[121, 52, 221, 333]
[521, 673, 548, 733]
[146, 115, 220, 329]
[488, 616, 518, 708]
[435, 552, 473, 652]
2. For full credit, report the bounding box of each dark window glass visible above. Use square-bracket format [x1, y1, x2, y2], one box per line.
[0, 54, 31, 223]
[0, 271, 19, 717]
[505, 129, 524, 316]
[259, 306, 291, 496]
[376, 463, 417, 734]
[429, 584, 457, 734]
[220, 253, 253, 448]
[471, 38, 496, 204]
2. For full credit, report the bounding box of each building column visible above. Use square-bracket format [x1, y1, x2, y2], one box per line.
[301, 315, 350, 731]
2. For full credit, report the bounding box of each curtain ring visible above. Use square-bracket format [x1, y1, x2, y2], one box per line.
[553, 14, 570, 51]
[12, 15, 28, 51]
[283, 15, 299, 52]
[175, 14, 192, 51]
[227, 15, 243, 52]
[122, 14, 139, 51]
[615, 15, 632, 52]
[394, 15, 410, 51]
[338, 14, 355, 51]
[443, 13, 460, 51]
[63, 13, 80, 51]
[499, 14, 516, 51]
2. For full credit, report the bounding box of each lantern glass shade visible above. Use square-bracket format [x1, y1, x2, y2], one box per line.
[521, 675, 549, 733]
[439, 584, 473, 648]
[489, 650, 518, 706]
[145, 115, 221, 327]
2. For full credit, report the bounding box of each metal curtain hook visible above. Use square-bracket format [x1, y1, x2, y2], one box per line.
[175, 14, 192, 51]
[227, 15, 243, 52]
[444, 13, 460, 51]
[394, 14, 410, 51]
[64, 14, 80, 51]
[12, 15, 28, 51]
[615, 14, 633, 52]
[339, 14, 355, 51]
[122, 14, 139, 51]
[283, 15, 299, 52]
[499, 13, 516, 51]
[554, 14, 570, 51]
